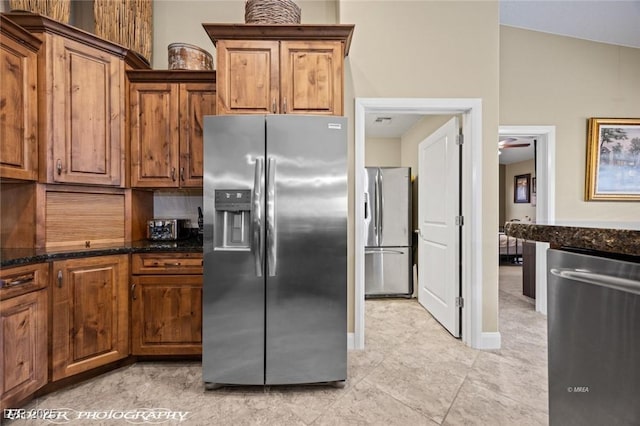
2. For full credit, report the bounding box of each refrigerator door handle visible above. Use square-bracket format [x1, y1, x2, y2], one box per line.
[378, 169, 384, 245]
[365, 249, 406, 255]
[252, 157, 265, 277]
[267, 157, 277, 276]
[374, 169, 380, 245]
[364, 192, 369, 220]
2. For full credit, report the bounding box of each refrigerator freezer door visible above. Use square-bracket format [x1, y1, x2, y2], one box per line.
[203, 115, 266, 386]
[264, 115, 347, 385]
[364, 247, 412, 296]
[378, 167, 411, 247]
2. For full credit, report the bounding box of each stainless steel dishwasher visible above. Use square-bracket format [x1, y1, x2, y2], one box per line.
[547, 249, 640, 426]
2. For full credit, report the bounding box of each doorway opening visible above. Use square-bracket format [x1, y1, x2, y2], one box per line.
[354, 98, 490, 350]
[498, 126, 555, 315]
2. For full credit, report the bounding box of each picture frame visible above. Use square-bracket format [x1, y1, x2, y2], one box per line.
[585, 117, 640, 201]
[514, 173, 531, 203]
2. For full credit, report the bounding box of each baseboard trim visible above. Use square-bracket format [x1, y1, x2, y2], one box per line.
[478, 332, 501, 350]
[347, 332, 355, 350]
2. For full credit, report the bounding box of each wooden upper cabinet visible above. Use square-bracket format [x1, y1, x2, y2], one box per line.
[205, 24, 354, 116]
[0, 16, 41, 181]
[128, 70, 216, 188]
[280, 41, 342, 115]
[180, 83, 216, 186]
[4, 13, 150, 188]
[217, 40, 279, 114]
[50, 255, 129, 381]
[130, 82, 180, 187]
[48, 36, 124, 186]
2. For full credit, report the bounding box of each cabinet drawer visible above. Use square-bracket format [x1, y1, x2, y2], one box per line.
[132, 253, 203, 275]
[0, 263, 49, 301]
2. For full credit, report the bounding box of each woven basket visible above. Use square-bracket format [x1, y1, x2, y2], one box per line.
[245, 0, 301, 24]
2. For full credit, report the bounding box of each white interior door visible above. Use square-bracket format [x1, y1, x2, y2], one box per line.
[417, 117, 461, 337]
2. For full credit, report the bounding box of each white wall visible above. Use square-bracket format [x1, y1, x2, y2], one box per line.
[364, 137, 401, 167]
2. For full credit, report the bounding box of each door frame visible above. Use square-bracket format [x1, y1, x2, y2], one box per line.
[499, 125, 556, 315]
[354, 98, 487, 349]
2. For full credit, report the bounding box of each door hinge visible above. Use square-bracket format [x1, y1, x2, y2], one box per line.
[455, 215, 464, 226]
[455, 297, 464, 308]
[456, 134, 464, 145]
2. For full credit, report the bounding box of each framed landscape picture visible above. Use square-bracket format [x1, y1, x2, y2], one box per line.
[514, 173, 530, 203]
[585, 118, 640, 201]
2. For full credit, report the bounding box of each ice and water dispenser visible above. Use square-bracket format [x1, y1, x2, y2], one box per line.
[214, 189, 252, 250]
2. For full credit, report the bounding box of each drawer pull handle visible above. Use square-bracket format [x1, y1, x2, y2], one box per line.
[131, 283, 136, 300]
[57, 270, 63, 288]
[171, 167, 176, 181]
[56, 159, 62, 175]
[0, 273, 35, 288]
[180, 167, 185, 181]
[164, 262, 182, 266]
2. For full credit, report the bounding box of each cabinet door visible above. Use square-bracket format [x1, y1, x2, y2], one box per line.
[216, 40, 279, 115]
[131, 275, 202, 355]
[280, 41, 343, 116]
[130, 82, 180, 187]
[48, 36, 124, 186]
[0, 290, 47, 410]
[0, 35, 38, 181]
[179, 82, 216, 187]
[51, 255, 129, 381]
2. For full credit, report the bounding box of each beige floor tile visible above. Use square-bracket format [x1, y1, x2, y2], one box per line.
[313, 378, 437, 426]
[364, 354, 469, 423]
[466, 351, 548, 413]
[442, 379, 548, 426]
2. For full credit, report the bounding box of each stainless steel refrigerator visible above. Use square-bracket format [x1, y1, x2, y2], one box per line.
[364, 167, 412, 297]
[202, 115, 347, 387]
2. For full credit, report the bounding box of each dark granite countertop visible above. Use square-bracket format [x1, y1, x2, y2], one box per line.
[504, 221, 640, 257]
[1, 237, 203, 268]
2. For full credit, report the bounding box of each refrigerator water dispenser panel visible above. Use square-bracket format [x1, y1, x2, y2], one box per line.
[215, 189, 252, 250]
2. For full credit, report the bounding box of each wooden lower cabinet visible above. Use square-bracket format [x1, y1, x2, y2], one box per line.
[130, 253, 202, 355]
[0, 263, 48, 410]
[51, 255, 129, 381]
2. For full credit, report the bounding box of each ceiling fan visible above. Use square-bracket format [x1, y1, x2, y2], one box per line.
[498, 137, 531, 149]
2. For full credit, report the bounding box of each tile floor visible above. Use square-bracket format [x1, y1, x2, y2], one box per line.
[10, 266, 548, 425]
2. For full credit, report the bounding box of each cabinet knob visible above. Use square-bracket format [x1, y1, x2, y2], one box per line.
[56, 159, 62, 175]
[57, 270, 63, 288]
